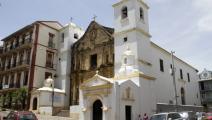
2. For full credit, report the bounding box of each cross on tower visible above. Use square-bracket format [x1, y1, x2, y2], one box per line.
[92, 15, 97, 21]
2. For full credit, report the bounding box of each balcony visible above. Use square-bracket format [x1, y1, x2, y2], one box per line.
[9, 83, 14, 88]
[11, 62, 16, 68]
[0, 39, 32, 57]
[46, 62, 53, 68]
[0, 66, 5, 71]
[0, 84, 18, 93]
[48, 42, 55, 49]
[202, 97, 212, 103]
[3, 85, 9, 89]
[0, 60, 30, 75]
[15, 83, 20, 88]
[6, 64, 11, 69]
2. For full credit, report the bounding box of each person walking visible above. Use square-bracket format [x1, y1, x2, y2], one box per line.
[138, 114, 142, 120]
[143, 113, 149, 120]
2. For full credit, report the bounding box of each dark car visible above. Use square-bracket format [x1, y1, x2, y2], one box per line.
[3, 111, 38, 120]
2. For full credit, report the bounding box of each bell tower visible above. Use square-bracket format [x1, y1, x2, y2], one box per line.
[113, 0, 153, 75]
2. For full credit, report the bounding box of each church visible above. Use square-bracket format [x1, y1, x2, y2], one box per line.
[0, 0, 202, 119]
[69, 0, 201, 120]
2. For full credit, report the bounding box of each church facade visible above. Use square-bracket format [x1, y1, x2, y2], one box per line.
[70, 21, 114, 105]
[70, 0, 201, 119]
[0, 0, 202, 119]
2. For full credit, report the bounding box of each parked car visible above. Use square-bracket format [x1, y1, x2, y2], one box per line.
[196, 112, 205, 120]
[3, 111, 38, 120]
[150, 112, 183, 120]
[204, 113, 212, 120]
[179, 111, 197, 120]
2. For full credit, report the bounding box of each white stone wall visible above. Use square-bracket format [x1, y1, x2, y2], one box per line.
[56, 23, 84, 107]
[151, 43, 200, 106]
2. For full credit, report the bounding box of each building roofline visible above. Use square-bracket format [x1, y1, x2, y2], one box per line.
[36, 20, 63, 28]
[151, 41, 199, 72]
[1, 21, 63, 42]
[1, 22, 35, 42]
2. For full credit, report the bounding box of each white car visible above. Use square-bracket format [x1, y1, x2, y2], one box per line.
[179, 111, 197, 120]
[150, 112, 183, 120]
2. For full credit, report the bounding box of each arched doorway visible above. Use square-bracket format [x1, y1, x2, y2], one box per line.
[93, 100, 103, 120]
[32, 98, 37, 110]
[181, 87, 186, 105]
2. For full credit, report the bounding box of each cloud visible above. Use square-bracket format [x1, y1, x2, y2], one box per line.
[149, 0, 212, 71]
[198, 15, 212, 32]
[192, 0, 212, 32]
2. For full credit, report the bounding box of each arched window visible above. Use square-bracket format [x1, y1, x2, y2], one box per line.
[140, 7, 144, 19]
[121, 6, 128, 19]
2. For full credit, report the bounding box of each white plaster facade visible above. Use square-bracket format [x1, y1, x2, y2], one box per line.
[29, 22, 84, 113]
[73, 0, 201, 120]
[56, 23, 84, 107]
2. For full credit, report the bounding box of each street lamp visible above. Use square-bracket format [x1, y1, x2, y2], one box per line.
[171, 51, 178, 112]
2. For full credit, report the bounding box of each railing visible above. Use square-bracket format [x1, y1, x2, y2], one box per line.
[48, 42, 55, 48]
[6, 65, 11, 69]
[46, 62, 53, 68]
[12, 63, 16, 68]
[9, 83, 14, 88]
[2, 38, 32, 53]
[0, 66, 5, 71]
[22, 38, 32, 45]
[3, 85, 9, 89]
[0, 83, 20, 89]
[0, 60, 30, 72]
[15, 83, 20, 88]
[202, 97, 212, 103]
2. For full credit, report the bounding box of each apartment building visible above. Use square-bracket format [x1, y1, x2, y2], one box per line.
[199, 69, 212, 107]
[0, 21, 63, 109]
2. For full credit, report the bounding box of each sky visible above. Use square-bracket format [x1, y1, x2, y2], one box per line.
[0, 0, 212, 72]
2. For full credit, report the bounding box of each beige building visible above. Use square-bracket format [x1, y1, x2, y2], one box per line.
[0, 21, 62, 109]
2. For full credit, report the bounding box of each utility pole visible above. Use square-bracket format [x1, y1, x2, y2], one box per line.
[171, 51, 178, 112]
[51, 77, 54, 115]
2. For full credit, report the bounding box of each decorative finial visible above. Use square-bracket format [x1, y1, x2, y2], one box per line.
[96, 70, 99, 75]
[93, 15, 97, 21]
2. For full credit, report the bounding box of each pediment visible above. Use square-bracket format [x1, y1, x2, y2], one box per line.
[80, 73, 113, 90]
[75, 21, 114, 51]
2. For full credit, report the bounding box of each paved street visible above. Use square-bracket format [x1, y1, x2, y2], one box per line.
[36, 114, 74, 120]
[0, 111, 75, 120]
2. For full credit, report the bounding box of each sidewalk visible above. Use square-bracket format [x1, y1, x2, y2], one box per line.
[36, 114, 74, 120]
